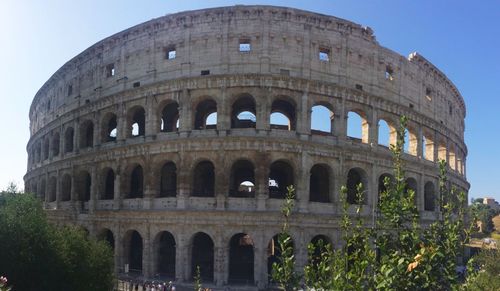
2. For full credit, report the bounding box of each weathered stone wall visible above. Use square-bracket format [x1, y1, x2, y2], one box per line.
[25, 5, 468, 289]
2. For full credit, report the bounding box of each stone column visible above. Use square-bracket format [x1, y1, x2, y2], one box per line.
[114, 171, 122, 210]
[55, 170, 60, 209]
[94, 112, 101, 147]
[179, 89, 192, 136]
[369, 109, 378, 146]
[297, 91, 310, 138]
[217, 87, 230, 131]
[176, 162, 190, 209]
[115, 225, 123, 274]
[297, 153, 309, 213]
[176, 233, 188, 282]
[215, 164, 227, 211]
[89, 166, 97, 213]
[254, 233, 267, 289]
[143, 226, 152, 277]
[256, 160, 269, 211]
[117, 103, 128, 141]
[214, 237, 226, 286]
[143, 162, 155, 210]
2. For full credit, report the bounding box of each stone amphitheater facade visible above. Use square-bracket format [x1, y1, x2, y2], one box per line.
[24, 5, 468, 289]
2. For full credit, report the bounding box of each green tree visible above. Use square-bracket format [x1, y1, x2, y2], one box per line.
[462, 249, 500, 291]
[0, 191, 114, 291]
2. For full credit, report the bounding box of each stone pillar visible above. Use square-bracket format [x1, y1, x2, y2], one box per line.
[433, 130, 439, 162]
[55, 170, 60, 209]
[334, 106, 346, 140]
[94, 112, 101, 147]
[214, 238, 226, 287]
[417, 125, 423, 159]
[146, 96, 157, 138]
[177, 164, 190, 209]
[89, 166, 97, 213]
[297, 154, 309, 213]
[143, 226, 152, 277]
[115, 226, 123, 274]
[118, 103, 128, 141]
[114, 172, 122, 210]
[217, 87, 230, 131]
[143, 163, 155, 210]
[254, 233, 267, 289]
[297, 91, 310, 137]
[256, 160, 269, 211]
[215, 165, 226, 211]
[294, 231, 307, 276]
[369, 108, 378, 146]
[179, 89, 192, 136]
[176, 233, 188, 282]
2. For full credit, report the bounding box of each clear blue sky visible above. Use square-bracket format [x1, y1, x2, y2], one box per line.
[1, 0, 499, 202]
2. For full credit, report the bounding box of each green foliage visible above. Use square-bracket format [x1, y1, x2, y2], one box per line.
[194, 265, 202, 291]
[0, 191, 114, 291]
[469, 199, 497, 234]
[462, 249, 500, 291]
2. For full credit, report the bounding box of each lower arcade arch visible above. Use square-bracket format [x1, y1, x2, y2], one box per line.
[191, 232, 214, 282]
[98, 228, 115, 250]
[154, 231, 176, 278]
[124, 230, 143, 274]
[267, 234, 294, 282]
[228, 233, 255, 284]
[309, 235, 332, 267]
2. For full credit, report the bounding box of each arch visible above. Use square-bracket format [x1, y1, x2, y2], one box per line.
[39, 178, 46, 200]
[35, 142, 41, 163]
[347, 111, 369, 143]
[79, 120, 94, 148]
[192, 161, 215, 197]
[424, 182, 435, 211]
[61, 174, 71, 201]
[98, 228, 115, 250]
[229, 159, 255, 198]
[128, 165, 144, 199]
[449, 144, 457, 171]
[405, 177, 418, 206]
[309, 235, 332, 267]
[124, 230, 143, 274]
[194, 99, 217, 129]
[231, 94, 256, 129]
[378, 118, 396, 147]
[160, 102, 180, 132]
[154, 231, 176, 278]
[101, 113, 117, 142]
[378, 173, 394, 202]
[269, 160, 294, 199]
[159, 162, 177, 197]
[423, 132, 435, 161]
[42, 137, 49, 160]
[309, 164, 330, 203]
[267, 233, 294, 282]
[128, 106, 146, 137]
[75, 170, 91, 201]
[228, 233, 254, 284]
[64, 127, 74, 153]
[270, 98, 296, 131]
[51, 132, 60, 157]
[406, 126, 418, 156]
[102, 168, 115, 200]
[48, 176, 57, 202]
[311, 104, 333, 134]
[191, 232, 214, 282]
[346, 168, 367, 204]
[437, 140, 447, 162]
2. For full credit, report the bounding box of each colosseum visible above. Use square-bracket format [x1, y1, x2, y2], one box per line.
[24, 5, 468, 289]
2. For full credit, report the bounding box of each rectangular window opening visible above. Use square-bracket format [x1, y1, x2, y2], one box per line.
[355, 84, 363, 91]
[319, 47, 330, 62]
[201, 70, 210, 76]
[385, 66, 394, 81]
[239, 39, 251, 52]
[280, 69, 290, 76]
[133, 82, 141, 88]
[106, 63, 115, 78]
[425, 88, 432, 101]
[67, 85, 73, 97]
[166, 47, 176, 60]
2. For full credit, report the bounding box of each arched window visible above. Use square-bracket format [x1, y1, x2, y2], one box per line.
[191, 232, 214, 282]
[76, 171, 91, 202]
[378, 119, 396, 147]
[101, 113, 117, 142]
[437, 140, 447, 162]
[346, 168, 367, 204]
[229, 233, 254, 284]
[160, 162, 177, 197]
[155, 231, 176, 278]
[229, 160, 255, 198]
[378, 173, 394, 202]
[449, 144, 457, 171]
[124, 230, 143, 274]
[35, 142, 41, 163]
[269, 161, 294, 199]
[424, 182, 435, 211]
[309, 235, 332, 268]
[160, 102, 179, 132]
[48, 176, 57, 202]
[129, 165, 144, 198]
[128, 106, 146, 137]
[39, 178, 46, 200]
[42, 137, 50, 160]
[61, 174, 71, 201]
[270, 98, 296, 130]
[267, 234, 294, 282]
[98, 229, 115, 250]
[51, 133, 60, 157]
[406, 126, 418, 156]
[79, 120, 94, 148]
[231, 95, 256, 128]
[309, 164, 330, 202]
[192, 161, 215, 197]
[194, 99, 217, 129]
[423, 132, 435, 161]
[347, 111, 368, 143]
[64, 127, 74, 153]
[311, 104, 333, 134]
[405, 177, 418, 206]
[103, 168, 115, 200]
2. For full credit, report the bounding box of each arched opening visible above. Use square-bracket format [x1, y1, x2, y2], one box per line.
[103, 168, 115, 200]
[155, 231, 176, 278]
[309, 164, 330, 203]
[449, 145, 457, 171]
[48, 176, 57, 202]
[229, 233, 254, 284]
[98, 229, 115, 250]
[437, 141, 447, 162]
[347, 111, 369, 143]
[229, 160, 255, 198]
[378, 119, 396, 147]
[160, 162, 177, 197]
[124, 230, 143, 274]
[269, 161, 294, 199]
[160, 102, 179, 132]
[267, 234, 294, 282]
[61, 174, 71, 201]
[270, 98, 296, 130]
[231, 95, 256, 129]
[346, 168, 367, 204]
[51, 133, 60, 157]
[39, 178, 46, 200]
[75, 171, 91, 202]
[191, 232, 214, 282]
[128, 106, 146, 137]
[43, 138, 49, 160]
[424, 182, 435, 211]
[311, 104, 333, 134]
[309, 235, 332, 268]
[129, 165, 144, 199]
[406, 127, 418, 156]
[378, 173, 394, 203]
[79, 120, 94, 148]
[64, 127, 74, 153]
[405, 177, 418, 206]
[423, 133, 435, 161]
[192, 161, 215, 197]
[194, 99, 217, 130]
[102, 113, 117, 142]
[35, 142, 41, 163]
